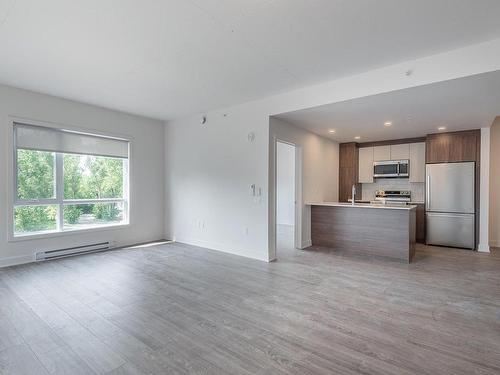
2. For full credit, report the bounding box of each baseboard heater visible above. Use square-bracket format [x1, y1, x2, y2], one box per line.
[36, 242, 112, 261]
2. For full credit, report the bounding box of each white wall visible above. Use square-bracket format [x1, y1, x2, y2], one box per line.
[164, 107, 271, 261]
[276, 142, 295, 226]
[165, 38, 500, 261]
[0, 85, 165, 267]
[489, 118, 500, 248]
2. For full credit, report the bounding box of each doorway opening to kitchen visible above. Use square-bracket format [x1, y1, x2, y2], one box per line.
[276, 140, 299, 257]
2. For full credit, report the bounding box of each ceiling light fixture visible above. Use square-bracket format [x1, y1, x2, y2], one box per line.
[354, 136, 361, 140]
[384, 122, 392, 127]
[438, 126, 446, 131]
[328, 129, 336, 133]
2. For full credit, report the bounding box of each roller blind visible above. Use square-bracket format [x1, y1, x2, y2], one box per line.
[14, 123, 129, 159]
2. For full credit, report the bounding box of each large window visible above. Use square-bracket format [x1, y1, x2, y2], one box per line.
[13, 123, 129, 237]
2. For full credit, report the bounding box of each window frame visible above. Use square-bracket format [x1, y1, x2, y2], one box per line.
[8, 118, 131, 241]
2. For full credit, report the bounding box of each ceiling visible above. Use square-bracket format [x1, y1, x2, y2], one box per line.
[275, 70, 500, 143]
[1, 1, 500, 120]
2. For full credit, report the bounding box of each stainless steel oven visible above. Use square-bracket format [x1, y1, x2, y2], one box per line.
[373, 160, 409, 178]
[375, 190, 411, 204]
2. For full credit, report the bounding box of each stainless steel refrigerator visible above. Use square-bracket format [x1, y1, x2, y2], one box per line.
[426, 162, 475, 250]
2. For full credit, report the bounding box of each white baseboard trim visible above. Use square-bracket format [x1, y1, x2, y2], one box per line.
[173, 237, 270, 262]
[0, 254, 35, 268]
[478, 243, 491, 253]
[300, 239, 312, 249]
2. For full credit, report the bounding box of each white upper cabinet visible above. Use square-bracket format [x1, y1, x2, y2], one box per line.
[358, 147, 374, 183]
[359, 142, 424, 183]
[373, 144, 410, 161]
[409, 142, 426, 183]
[390, 144, 410, 160]
[373, 145, 391, 161]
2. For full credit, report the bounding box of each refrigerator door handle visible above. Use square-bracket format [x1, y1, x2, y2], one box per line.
[426, 174, 431, 208]
[427, 212, 472, 219]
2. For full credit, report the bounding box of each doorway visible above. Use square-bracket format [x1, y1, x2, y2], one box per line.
[276, 141, 297, 254]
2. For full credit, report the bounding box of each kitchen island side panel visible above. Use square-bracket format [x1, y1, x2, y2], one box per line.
[311, 205, 415, 262]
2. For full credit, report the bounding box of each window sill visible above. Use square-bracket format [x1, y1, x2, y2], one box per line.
[8, 222, 130, 243]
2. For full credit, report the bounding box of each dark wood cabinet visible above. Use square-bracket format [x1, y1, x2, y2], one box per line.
[339, 143, 362, 202]
[415, 203, 425, 243]
[339, 167, 356, 201]
[426, 130, 480, 163]
[339, 142, 357, 168]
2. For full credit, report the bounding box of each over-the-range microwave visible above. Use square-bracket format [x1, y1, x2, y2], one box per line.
[373, 160, 409, 178]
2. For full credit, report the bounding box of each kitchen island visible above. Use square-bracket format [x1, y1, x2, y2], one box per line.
[308, 202, 417, 263]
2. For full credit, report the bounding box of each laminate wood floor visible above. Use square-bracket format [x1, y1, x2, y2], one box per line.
[0, 238, 499, 375]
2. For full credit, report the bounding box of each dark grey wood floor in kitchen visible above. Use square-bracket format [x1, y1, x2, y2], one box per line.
[0, 237, 499, 375]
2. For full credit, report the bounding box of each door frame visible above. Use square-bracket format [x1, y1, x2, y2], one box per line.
[270, 138, 302, 260]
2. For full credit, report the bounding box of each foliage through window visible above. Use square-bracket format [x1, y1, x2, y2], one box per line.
[13, 123, 129, 237]
[17, 149, 55, 200]
[64, 154, 124, 200]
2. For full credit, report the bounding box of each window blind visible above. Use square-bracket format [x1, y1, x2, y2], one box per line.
[14, 123, 129, 159]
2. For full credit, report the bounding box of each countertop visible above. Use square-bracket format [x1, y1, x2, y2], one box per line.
[348, 199, 425, 205]
[307, 202, 417, 210]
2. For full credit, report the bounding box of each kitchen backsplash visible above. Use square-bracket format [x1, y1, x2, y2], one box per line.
[361, 179, 425, 203]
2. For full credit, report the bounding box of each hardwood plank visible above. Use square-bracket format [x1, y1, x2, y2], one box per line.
[0, 241, 498, 375]
[36, 347, 98, 375]
[105, 363, 150, 375]
[0, 345, 50, 375]
[0, 312, 24, 352]
[54, 324, 126, 374]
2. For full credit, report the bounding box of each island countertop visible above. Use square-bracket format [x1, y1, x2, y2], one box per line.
[307, 202, 417, 210]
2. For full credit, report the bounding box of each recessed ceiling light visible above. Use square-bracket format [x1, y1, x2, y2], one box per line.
[354, 136, 361, 140]
[384, 122, 392, 127]
[438, 126, 447, 131]
[328, 129, 336, 133]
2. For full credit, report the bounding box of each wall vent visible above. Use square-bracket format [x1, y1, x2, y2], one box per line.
[36, 242, 111, 261]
